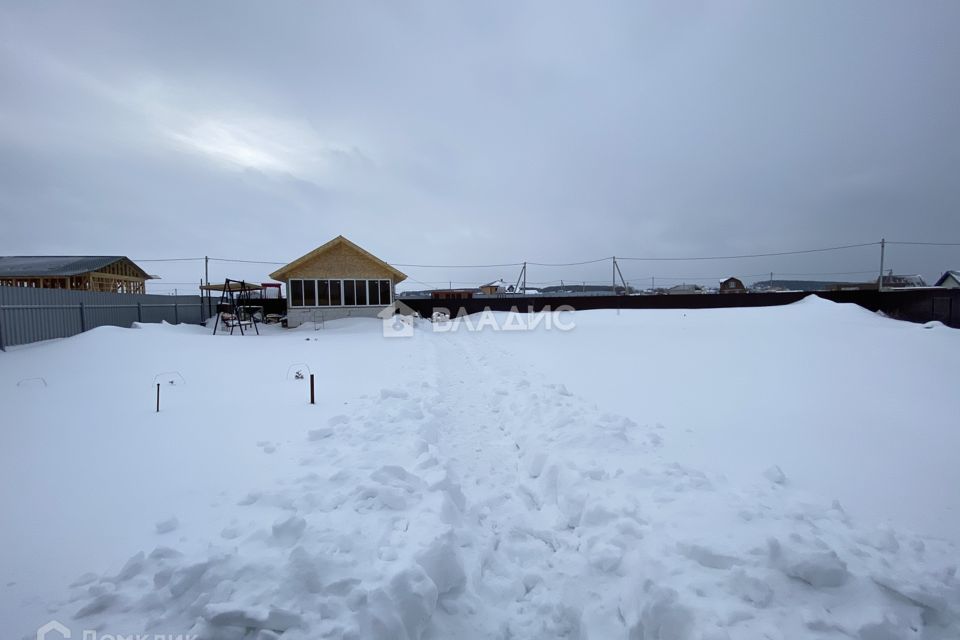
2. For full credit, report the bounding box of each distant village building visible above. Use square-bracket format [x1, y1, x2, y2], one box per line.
[432, 289, 475, 301]
[719, 277, 746, 294]
[934, 271, 960, 289]
[479, 279, 510, 295]
[268, 235, 407, 327]
[664, 284, 705, 295]
[879, 274, 927, 288]
[0, 256, 152, 293]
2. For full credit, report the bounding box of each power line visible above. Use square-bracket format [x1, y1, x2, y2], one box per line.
[209, 257, 286, 265]
[765, 269, 879, 277]
[888, 241, 960, 247]
[623, 273, 770, 282]
[395, 242, 880, 269]
[391, 261, 524, 269]
[527, 257, 613, 267]
[622, 269, 880, 281]
[132, 239, 953, 278]
[619, 241, 880, 262]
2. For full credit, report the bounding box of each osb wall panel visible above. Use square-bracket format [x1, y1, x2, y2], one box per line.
[285, 243, 397, 281]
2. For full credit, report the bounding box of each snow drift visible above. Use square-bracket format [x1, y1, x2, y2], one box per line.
[2, 298, 958, 639]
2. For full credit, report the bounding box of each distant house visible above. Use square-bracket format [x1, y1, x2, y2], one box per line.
[268, 236, 407, 327]
[719, 277, 746, 294]
[753, 279, 876, 292]
[879, 274, 927, 288]
[0, 256, 152, 293]
[479, 279, 510, 295]
[664, 284, 705, 295]
[432, 289, 476, 301]
[934, 271, 960, 289]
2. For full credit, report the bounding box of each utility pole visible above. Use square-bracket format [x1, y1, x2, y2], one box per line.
[612, 257, 628, 295]
[878, 238, 886, 292]
[204, 256, 210, 319]
[612, 257, 617, 295]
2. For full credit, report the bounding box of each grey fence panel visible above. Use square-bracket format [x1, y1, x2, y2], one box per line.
[0, 286, 210, 350]
[83, 304, 140, 330]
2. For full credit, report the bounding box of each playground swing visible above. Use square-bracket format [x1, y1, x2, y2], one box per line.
[202, 279, 264, 335]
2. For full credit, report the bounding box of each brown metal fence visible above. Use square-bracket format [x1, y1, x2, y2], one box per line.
[399, 288, 960, 328]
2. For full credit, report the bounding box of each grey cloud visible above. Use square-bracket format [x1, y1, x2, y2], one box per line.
[1, 1, 958, 290]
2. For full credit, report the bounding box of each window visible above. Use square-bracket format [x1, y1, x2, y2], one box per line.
[330, 280, 342, 306]
[289, 278, 390, 307]
[317, 280, 330, 306]
[291, 280, 304, 307]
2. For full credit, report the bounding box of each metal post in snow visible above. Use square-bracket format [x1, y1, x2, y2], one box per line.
[310, 374, 316, 405]
[156, 383, 160, 412]
[174, 301, 179, 325]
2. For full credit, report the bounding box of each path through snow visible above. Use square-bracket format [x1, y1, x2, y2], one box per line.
[42, 322, 960, 639]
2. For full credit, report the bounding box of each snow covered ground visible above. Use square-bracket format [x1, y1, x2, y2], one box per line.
[1, 297, 958, 639]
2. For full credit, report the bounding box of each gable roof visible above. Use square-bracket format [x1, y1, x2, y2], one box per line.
[268, 236, 407, 282]
[935, 270, 960, 286]
[0, 256, 151, 279]
[879, 274, 927, 287]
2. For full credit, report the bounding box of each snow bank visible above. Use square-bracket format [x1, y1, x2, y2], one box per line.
[2, 306, 958, 639]
[37, 373, 960, 639]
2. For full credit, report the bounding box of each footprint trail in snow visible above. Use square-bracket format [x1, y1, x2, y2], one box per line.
[51, 326, 960, 639]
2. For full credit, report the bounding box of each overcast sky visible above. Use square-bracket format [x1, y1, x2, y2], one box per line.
[1, 1, 958, 291]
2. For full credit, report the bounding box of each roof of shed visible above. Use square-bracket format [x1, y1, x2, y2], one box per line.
[200, 281, 264, 292]
[0, 256, 151, 279]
